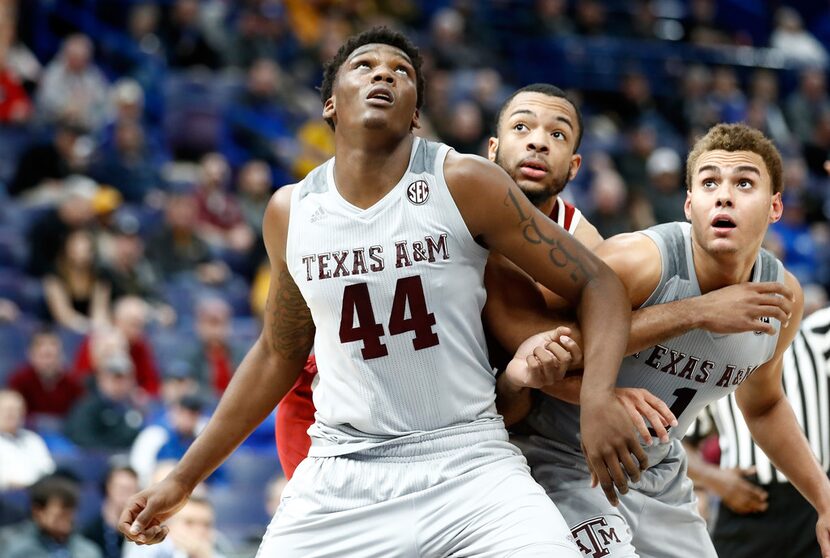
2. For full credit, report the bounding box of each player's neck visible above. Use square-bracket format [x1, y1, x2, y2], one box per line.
[691, 239, 758, 294]
[537, 195, 557, 216]
[333, 133, 414, 209]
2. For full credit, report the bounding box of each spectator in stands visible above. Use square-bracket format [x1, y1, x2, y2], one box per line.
[65, 331, 144, 449]
[804, 109, 830, 177]
[443, 100, 486, 155]
[99, 214, 175, 325]
[73, 297, 161, 396]
[8, 120, 89, 200]
[585, 164, 632, 238]
[4, 475, 101, 558]
[682, 0, 732, 45]
[237, 160, 271, 236]
[36, 34, 111, 132]
[429, 7, 484, 70]
[770, 7, 828, 67]
[161, 0, 222, 70]
[81, 463, 138, 558]
[6, 328, 83, 420]
[644, 147, 686, 224]
[225, 2, 298, 69]
[26, 181, 96, 277]
[0, 22, 32, 124]
[225, 58, 304, 174]
[707, 66, 747, 124]
[0, 3, 40, 93]
[129, 393, 209, 488]
[145, 360, 199, 426]
[91, 120, 163, 204]
[0, 390, 55, 490]
[193, 153, 255, 257]
[186, 297, 245, 397]
[786, 68, 830, 144]
[534, 0, 575, 37]
[146, 189, 229, 284]
[43, 229, 110, 334]
[0, 298, 19, 323]
[747, 69, 792, 147]
[123, 495, 223, 558]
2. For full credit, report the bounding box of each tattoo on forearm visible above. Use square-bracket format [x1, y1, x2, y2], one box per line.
[268, 268, 315, 359]
[504, 189, 594, 283]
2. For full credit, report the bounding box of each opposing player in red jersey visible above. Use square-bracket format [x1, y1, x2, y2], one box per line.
[275, 83, 602, 479]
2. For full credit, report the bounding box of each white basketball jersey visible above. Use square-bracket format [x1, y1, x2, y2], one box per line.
[525, 222, 784, 459]
[285, 137, 499, 457]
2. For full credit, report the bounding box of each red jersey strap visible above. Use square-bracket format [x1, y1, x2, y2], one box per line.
[548, 197, 582, 235]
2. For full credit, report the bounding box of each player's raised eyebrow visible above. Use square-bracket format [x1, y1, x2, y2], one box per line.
[698, 164, 761, 176]
[508, 110, 574, 131]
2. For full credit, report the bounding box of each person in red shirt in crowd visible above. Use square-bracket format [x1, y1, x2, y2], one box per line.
[73, 296, 160, 396]
[7, 328, 83, 420]
[186, 297, 246, 398]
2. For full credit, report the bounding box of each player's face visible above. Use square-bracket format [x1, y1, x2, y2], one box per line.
[685, 149, 782, 257]
[323, 43, 420, 135]
[488, 92, 581, 206]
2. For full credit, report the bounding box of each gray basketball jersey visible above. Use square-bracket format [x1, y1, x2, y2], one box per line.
[286, 137, 500, 458]
[525, 221, 784, 460]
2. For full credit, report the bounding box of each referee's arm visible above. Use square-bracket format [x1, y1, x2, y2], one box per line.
[736, 272, 830, 556]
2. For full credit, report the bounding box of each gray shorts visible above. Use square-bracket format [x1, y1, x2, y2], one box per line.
[514, 436, 717, 558]
[259, 422, 581, 558]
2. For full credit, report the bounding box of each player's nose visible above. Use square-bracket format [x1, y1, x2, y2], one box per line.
[372, 65, 395, 84]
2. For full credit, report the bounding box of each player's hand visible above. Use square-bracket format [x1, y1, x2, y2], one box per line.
[615, 387, 677, 446]
[580, 393, 649, 507]
[696, 282, 794, 335]
[715, 467, 768, 515]
[118, 477, 191, 545]
[815, 510, 830, 558]
[504, 326, 581, 389]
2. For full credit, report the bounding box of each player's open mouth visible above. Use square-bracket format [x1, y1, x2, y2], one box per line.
[367, 87, 394, 105]
[711, 214, 736, 233]
[519, 158, 549, 180]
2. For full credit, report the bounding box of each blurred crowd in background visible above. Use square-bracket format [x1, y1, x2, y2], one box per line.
[1, 0, 830, 557]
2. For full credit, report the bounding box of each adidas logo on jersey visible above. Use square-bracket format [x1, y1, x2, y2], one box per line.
[310, 206, 327, 223]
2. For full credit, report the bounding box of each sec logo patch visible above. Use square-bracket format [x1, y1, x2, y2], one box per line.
[407, 180, 429, 205]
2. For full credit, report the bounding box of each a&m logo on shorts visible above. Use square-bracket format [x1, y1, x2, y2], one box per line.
[407, 180, 429, 205]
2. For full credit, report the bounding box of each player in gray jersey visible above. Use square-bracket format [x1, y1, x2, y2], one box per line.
[496, 123, 830, 557]
[117, 27, 647, 557]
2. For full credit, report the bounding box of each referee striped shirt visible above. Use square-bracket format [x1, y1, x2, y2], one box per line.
[694, 306, 830, 485]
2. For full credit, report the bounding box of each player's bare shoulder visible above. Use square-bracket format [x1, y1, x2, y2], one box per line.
[594, 231, 662, 307]
[263, 184, 298, 260]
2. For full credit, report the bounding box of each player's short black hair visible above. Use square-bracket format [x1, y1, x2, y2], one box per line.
[494, 83, 584, 151]
[29, 475, 79, 509]
[319, 26, 425, 130]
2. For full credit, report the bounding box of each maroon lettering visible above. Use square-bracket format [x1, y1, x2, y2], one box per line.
[389, 276, 439, 350]
[352, 248, 368, 275]
[395, 241, 412, 268]
[332, 250, 350, 278]
[301, 255, 316, 281]
[677, 356, 699, 380]
[660, 350, 686, 376]
[412, 241, 428, 262]
[339, 283, 388, 359]
[318, 252, 332, 280]
[426, 233, 450, 262]
[369, 245, 384, 272]
[715, 365, 736, 388]
[696, 360, 714, 383]
[645, 345, 668, 370]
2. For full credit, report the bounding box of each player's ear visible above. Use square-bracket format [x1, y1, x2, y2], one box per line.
[323, 96, 336, 122]
[568, 153, 582, 180]
[410, 109, 421, 131]
[769, 191, 783, 224]
[487, 137, 498, 162]
[684, 190, 692, 221]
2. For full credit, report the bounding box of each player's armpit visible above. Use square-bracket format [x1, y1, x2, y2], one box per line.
[483, 253, 574, 352]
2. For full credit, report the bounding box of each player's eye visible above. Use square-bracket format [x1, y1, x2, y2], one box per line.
[702, 179, 717, 189]
[395, 65, 410, 75]
[354, 61, 371, 69]
[552, 131, 566, 141]
[737, 180, 753, 189]
[513, 123, 528, 132]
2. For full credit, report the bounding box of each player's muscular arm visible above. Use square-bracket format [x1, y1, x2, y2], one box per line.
[736, 274, 830, 554]
[446, 152, 646, 504]
[118, 186, 315, 545]
[573, 217, 603, 250]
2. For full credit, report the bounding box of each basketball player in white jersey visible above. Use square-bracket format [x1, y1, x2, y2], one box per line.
[117, 27, 646, 557]
[495, 123, 830, 557]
